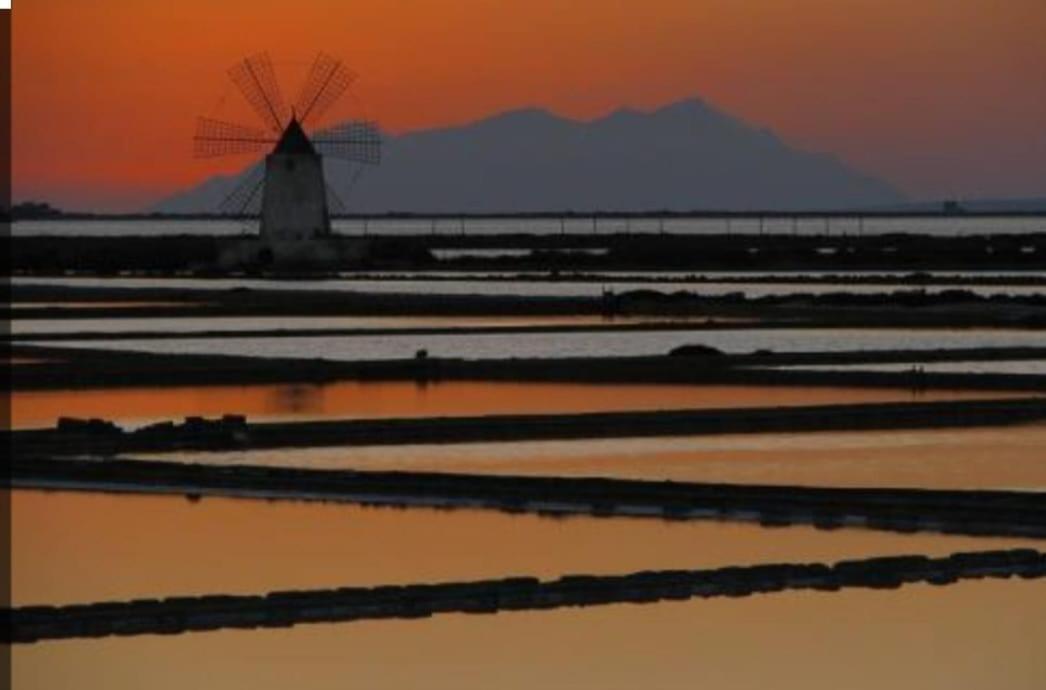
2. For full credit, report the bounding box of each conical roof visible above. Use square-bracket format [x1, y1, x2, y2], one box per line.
[272, 118, 317, 155]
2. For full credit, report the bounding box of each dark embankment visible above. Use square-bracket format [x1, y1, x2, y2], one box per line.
[518, 271, 1046, 287]
[8, 549, 1045, 644]
[11, 281, 1046, 329]
[12, 457, 1046, 538]
[0, 320, 907, 343]
[12, 398, 1046, 456]
[11, 231, 1046, 273]
[9, 321, 1046, 345]
[11, 344, 1046, 392]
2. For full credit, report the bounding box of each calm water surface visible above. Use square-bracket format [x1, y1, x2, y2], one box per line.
[13, 580, 1046, 690]
[11, 314, 673, 336]
[147, 423, 1046, 491]
[29, 327, 1046, 361]
[9, 381, 1014, 430]
[13, 274, 1046, 298]
[14, 215, 1046, 236]
[783, 361, 1046, 375]
[12, 489, 1038, 606]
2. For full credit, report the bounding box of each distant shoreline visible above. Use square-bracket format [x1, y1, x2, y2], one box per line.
[10, 209, 1046, 221]
[11, 231, 1046, 273]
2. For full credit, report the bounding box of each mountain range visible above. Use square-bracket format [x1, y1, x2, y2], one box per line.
[154, 98, 905, 214]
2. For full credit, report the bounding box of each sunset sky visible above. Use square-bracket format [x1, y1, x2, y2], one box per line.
[12, 0, 1046, 211]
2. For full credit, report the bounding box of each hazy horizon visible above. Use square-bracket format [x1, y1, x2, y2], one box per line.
[18, 98, 1046, 216]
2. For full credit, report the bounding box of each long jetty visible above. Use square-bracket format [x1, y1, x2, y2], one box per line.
[12, 457, 1046, 538]
[7, 549, 1044, 644]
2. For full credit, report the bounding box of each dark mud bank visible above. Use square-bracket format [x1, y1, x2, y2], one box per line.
[12, 231, 1046, 273]
[11, 343, 1046, 393]
[8, 549, 1044, 643]
[13, 398, 1046, 456]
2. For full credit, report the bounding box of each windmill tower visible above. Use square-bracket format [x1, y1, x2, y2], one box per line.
[193, 52, 380, 261]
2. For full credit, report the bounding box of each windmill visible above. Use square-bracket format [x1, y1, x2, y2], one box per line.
[193, 52, 381, 245]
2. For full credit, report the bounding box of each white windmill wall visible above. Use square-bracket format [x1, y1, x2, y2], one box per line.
[260, 152, 331, 242]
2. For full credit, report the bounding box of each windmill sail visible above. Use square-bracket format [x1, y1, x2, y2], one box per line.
[218, 166, 265, 217]
[195, 51, 381, 231]
[312, 121, 382, 164]
[325, 182, 349, 216]
[193, 117, 275, 158]
[228, 52, 290, 133]
[295, 52, 357, 127]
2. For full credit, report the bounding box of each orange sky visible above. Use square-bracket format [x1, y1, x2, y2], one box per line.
[12, 0, 1046, 211]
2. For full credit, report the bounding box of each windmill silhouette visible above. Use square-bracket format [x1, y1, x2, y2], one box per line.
[193, 52, 381, 243]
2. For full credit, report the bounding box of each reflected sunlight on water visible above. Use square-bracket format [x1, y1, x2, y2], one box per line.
[9, 380, 1018, 430]
[13, 578, 1046, 690]
[142, 423, 1046, 491]
[12, 489, 1040, 607]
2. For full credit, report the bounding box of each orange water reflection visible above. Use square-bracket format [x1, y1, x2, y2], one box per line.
[11, 489, 1039, 608]
[151, 423, 1046, 491]
[9, 380, 1022, 430]
[13, 579, 1046, 690]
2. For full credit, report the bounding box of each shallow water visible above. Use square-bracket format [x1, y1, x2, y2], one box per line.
[8, 381, 1014, 430]
[783, 360, 1046, 376]
[11, 489, 1037, 607]
[30, 327, 1046, 361]
[146, 423, 1046, 491]
[17, 270, 1046, 281]
[10, 314, 677, 336]
[14, 215, 1046, 236]
[13, 274, 1046, 298]
[12, 579, 1046, 690]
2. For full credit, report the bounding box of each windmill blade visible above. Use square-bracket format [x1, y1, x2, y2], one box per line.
[228, 53, 290, 133]
[324, 162, 369, 216]
[295, 52, 357, 127]
[193, 117, 275, 158]
[325, 182, 348, 216]
[218, 166, 265, 217]
[312, 121, 382, 164]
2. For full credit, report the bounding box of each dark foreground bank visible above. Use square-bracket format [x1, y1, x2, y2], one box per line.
[7, 549, 1044, 643]
[12, 343, 1046, 393]
[11, 231, 1046, 273]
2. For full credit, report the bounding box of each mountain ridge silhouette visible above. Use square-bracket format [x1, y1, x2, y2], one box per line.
[154, 97, 905, 214]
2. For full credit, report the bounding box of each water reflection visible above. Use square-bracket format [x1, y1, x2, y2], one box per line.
[12, 314, 674, 335]
[13, 580, 1045, 690]
[267, 384, 324, 415]
[33, 327, 1046, 361]
[11, 489, 1038, 607]
[12, 270, 1046, 297]
[146, 423, 1046, 491]
[783, 360, 1046, 375]
[14, 215, 1046, 237]
[10, 381, 1010, 430]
